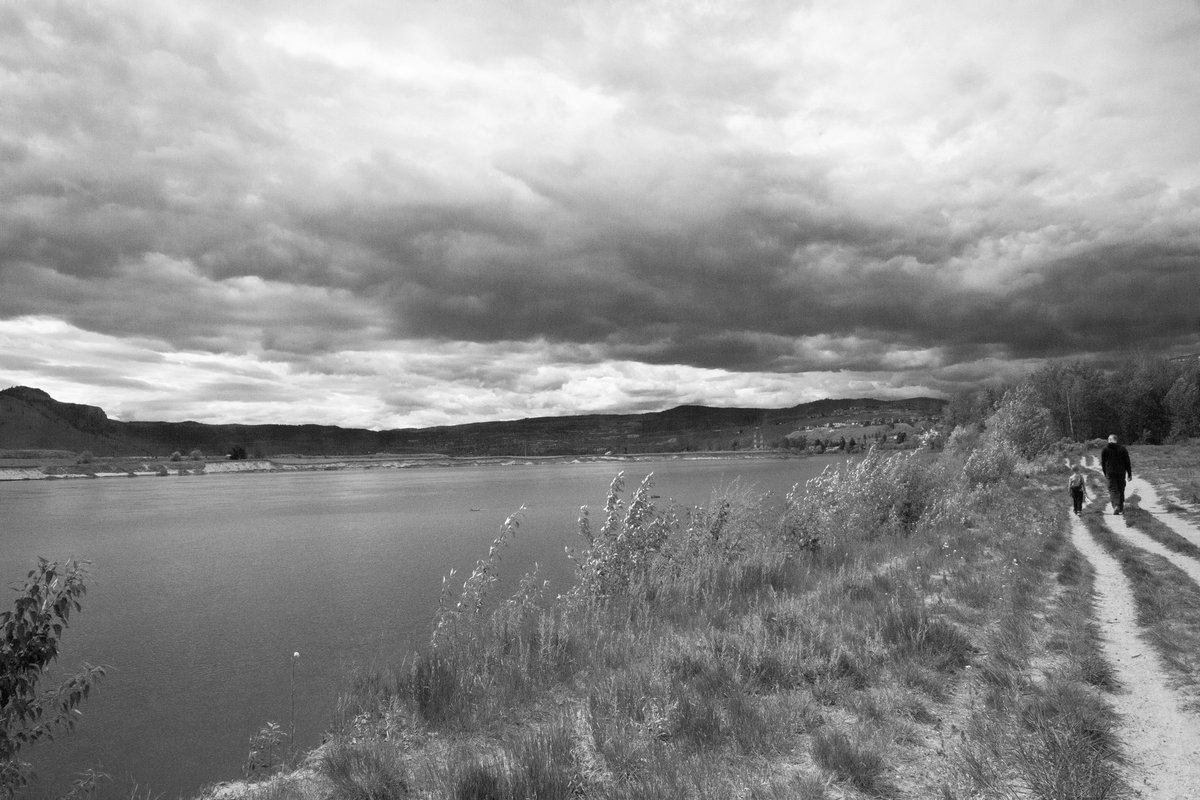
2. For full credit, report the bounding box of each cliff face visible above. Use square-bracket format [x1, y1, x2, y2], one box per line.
[0, 386, 128, 453]
[0, 386, 947, 458]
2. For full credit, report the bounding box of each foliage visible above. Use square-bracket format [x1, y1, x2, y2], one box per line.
[943, 384, 1004, 431]
[985, 384, 1059, 459]
[944, 424, 982, 458]
[189, 448, 204, 461]
[783, 447, 947, 549]
[243, 721, 286, 778]
[431, 508, 525, 649]
[169, 451, 182, 462]
[77, 451, 94, 465]
[569, 472, 671, 597]
[1164, 360, 1200, 439]
[229, 445, 248, 460]
[962, 434, 1019, 486]
[0, 559, 104, 796]
[962, 354, 1200, 445]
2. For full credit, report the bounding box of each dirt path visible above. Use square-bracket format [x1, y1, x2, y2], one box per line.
[1083, 468, 1200, 586]
[1127, 477, 1200, 550]
[1070, 515, 1200, 799]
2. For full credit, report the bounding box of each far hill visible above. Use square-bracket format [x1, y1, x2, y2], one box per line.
[0, 386, 945, 458]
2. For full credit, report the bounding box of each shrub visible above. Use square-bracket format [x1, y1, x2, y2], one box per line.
[569, 473, 670, 597]
[189, 448, 204, 461]
[169, 451, 182, 462]
[783, 448, 946, 549]
[0, 560, 105, 795]
[962, 434, 1018, 486]
[243, 721, 286, 778]
[77, 450, 94, 464]
[985, 384, 1059, 459]
[944, 424, 982, 458]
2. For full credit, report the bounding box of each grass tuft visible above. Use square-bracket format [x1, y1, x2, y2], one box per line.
[319, 738, 409, 799]
[811, 727, 888, 794]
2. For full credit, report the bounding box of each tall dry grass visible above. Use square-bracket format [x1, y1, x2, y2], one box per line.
[299, 441, 1132, 799]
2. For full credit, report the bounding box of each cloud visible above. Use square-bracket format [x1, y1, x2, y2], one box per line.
[2, 1, 1200, 426]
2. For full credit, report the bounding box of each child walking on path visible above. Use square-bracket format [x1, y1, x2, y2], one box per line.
[1069, 464, 1088, 515]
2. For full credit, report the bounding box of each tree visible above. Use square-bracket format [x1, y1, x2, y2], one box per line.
[1165, 360, 1200, 440]
[1113, 355, 1180, 444]
[942, 385, 1004, 429]
[1029, 361, 1116, 441]
[228, 445, 248, 461]
[986, 383, 1059, 459]
[1, 560, 104, 794]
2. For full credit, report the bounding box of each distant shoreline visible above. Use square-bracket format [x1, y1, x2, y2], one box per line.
[0, 449, 850, 482]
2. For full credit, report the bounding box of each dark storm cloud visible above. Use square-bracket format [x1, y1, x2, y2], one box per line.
[4, 0, 1200, 426]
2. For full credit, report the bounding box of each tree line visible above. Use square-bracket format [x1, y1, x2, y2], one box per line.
[944, 354, 1200, 446]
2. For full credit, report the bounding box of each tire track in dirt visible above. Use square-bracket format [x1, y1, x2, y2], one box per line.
[1085, 469, 1200, 587]
[1070, 515, 1200, 799]
[1127, 477, 1200, 550]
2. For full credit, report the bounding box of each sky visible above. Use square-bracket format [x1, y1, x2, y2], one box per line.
[2, 0, 1199, 429]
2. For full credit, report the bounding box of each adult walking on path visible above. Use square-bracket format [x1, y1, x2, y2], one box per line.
[1101, 434, 1133, 515]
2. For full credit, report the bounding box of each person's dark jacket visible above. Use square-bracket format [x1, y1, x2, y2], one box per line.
[1101, 442, 1132, 482]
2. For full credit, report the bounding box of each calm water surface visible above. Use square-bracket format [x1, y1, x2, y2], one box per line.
[0, 456, 843, 797]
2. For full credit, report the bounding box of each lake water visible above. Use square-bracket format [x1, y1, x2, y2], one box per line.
[0, 455, 844, 797]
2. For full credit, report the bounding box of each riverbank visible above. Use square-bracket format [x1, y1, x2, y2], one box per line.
[191, 440, 1198, 799]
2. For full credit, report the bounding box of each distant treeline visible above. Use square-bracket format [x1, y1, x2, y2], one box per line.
[944, 354, 1200, 444]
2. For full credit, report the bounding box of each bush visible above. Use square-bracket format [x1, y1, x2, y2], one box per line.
[169, 451, 182, 462]
[243, 721, 286, 778]
[783, 448, 946, 549]
[985, 384, 1059, 459]
[0, 560, 104, 794]
[962, 434, 1019, 486]
[77, 450, 94, 464]
[189, 448, 204, 461]
[570, 473, 670, 596]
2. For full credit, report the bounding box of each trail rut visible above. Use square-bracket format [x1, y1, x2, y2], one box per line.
[1068, 465, 1200, 799]
[1070, 515, 1200, 798]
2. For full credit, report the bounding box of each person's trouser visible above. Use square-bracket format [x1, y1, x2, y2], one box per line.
[1071, 488, 1084, 513]
[1107, 478, 1126, 513]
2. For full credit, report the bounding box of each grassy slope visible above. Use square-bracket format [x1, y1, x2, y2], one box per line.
[218, 446, 1135, 800]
